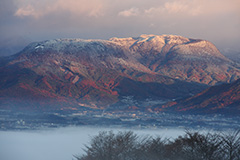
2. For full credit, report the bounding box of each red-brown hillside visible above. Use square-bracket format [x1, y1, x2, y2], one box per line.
[158, 79, 240, 114]
[0, 35, 239, 111]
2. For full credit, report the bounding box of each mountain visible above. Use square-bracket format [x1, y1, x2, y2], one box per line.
[0, 34, 239, 111]
[158, 78, 240, 115]
[223, 51, 240, 63]
[111, 35, 240, 85]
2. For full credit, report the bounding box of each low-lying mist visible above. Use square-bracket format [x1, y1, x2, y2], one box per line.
[0, 127, 185, 160]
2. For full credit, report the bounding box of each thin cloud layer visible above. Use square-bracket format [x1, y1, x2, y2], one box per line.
[0, 0, 240, 56]
[144, 1, 202, 16]
[14, 0, 106, 18]
[118, 8, 140, 17]
[14, 0, 240, 19]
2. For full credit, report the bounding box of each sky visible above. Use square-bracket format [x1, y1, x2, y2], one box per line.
[0, 0, 240, 56]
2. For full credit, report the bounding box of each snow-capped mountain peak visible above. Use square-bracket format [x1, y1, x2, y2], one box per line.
[1, 34, 240, 110]
[15, 34, 239, 85]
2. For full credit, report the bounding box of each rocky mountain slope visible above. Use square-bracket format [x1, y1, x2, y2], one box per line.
[111, 35, 239, 85]
[0, 34, 239, 111]
[158, 78, 240, 115]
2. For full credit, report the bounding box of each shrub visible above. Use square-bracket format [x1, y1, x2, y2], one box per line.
[75, 130, 240, 160]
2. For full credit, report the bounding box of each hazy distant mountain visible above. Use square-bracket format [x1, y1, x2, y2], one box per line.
[0, 34, 239, 111]
[159, 78, 240, 115]
[0, 36, 30, 57]
[223, 51, 240, 63]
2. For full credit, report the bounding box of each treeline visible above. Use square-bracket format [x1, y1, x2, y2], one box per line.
[75, 130, 240, 160]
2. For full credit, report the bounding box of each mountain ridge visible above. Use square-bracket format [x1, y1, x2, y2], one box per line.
[0, 34, 239, 112]
[157, 78, 240, 115]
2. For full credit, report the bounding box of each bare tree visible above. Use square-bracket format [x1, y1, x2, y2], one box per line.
[165, 131, 222, 160]
[75, 130, 240, 160]
[75, 131, 139, 160]
[220, 130, 240, 160]
[143, 136, 168, 160]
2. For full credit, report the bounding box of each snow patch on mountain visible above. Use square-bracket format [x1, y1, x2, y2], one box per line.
[173, 40, 228, 60]
[25, 34, 225, 61]
[15, 34, 238, 86]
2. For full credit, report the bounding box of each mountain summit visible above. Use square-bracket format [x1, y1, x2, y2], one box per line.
[0, 34, 239, 111]
[111, 34, 237, 85]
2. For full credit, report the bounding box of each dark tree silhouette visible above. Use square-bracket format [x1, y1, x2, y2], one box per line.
[75, 130, 240, 160]
[75, 131, 139, 160]
[166, 131, 222, 160]
[220, 130, 240, 160]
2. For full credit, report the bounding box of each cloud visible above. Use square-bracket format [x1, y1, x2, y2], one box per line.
[14, 0, 105, 18]
[14, 0, 240, 19]
[55, 0, 105, 17]
[118, 7, 140, 17]
[1, 0, 239, 57]
[15, 5, 42, 18]
[164, 1, 188, 14]
[144, 1, 202, 17]
[159, 0, 239, 16]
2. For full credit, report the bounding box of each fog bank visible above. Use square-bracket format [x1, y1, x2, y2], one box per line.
[0, 127, 185, 160]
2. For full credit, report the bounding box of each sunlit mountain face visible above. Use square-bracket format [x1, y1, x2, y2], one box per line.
[0, 34, 239, 113]
[158, 78, 240, 115]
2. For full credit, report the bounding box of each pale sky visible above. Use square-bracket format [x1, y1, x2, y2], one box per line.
[0, 0, 240, 56]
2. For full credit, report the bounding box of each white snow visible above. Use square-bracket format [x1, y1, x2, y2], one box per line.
[25, 34, 226, 61]
[35, 45, 44, 49]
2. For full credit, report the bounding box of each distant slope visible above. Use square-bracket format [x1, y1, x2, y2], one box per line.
[159, 79, 240, 115]
[223, 52, 240, 63]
